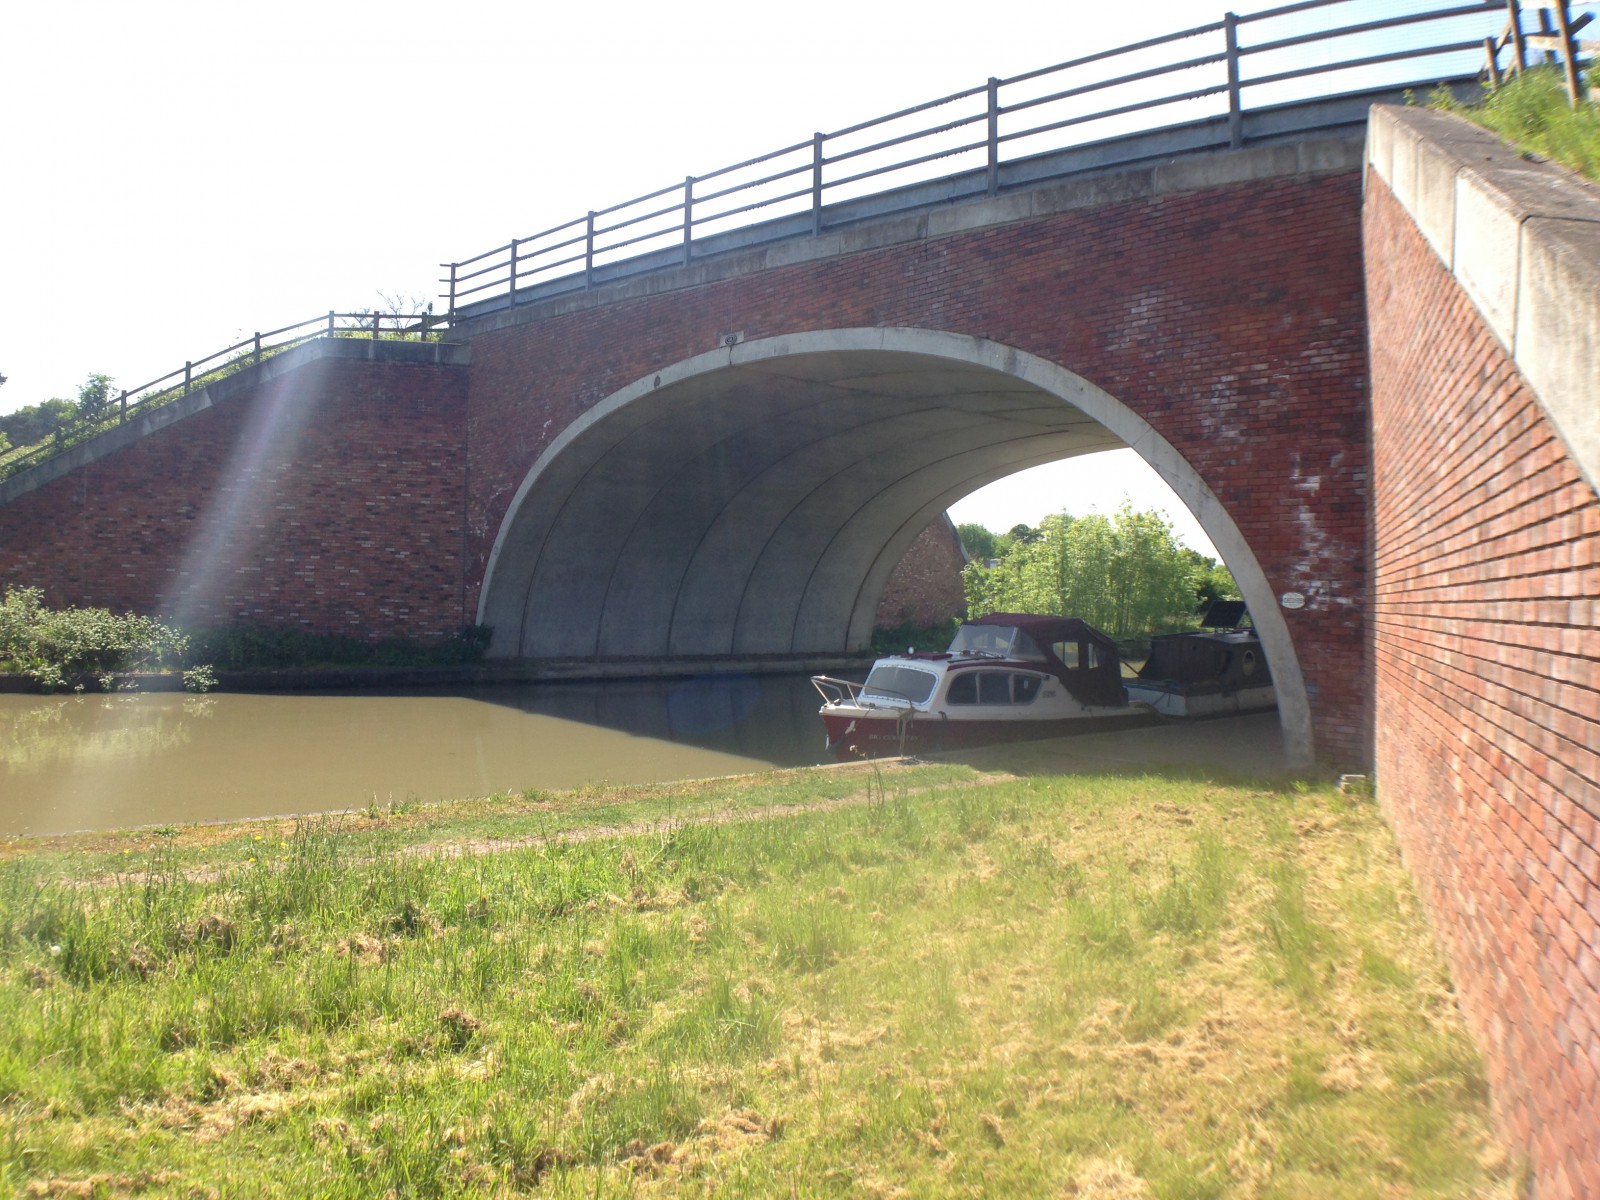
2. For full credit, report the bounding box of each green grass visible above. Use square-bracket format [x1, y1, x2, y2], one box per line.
[1432, 66, 1600, 182]
[0, 763, 1516, 1196]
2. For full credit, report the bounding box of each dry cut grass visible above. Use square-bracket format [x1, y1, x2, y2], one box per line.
[0, 764, 1516, 1197]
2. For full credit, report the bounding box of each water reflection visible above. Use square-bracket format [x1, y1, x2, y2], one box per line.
[0, 674, 838, 837]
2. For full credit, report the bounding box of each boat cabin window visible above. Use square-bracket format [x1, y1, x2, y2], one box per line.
[948, 624, 1048, 661]
[862, 664, 938, 705]
[1052, 640, 1104, 670]
[945, 671, 1042, 706]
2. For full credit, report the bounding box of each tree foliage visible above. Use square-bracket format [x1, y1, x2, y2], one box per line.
[0, 374, 115, 450]
[962, 506, 1238, 638]
[0, 586, 189, 691]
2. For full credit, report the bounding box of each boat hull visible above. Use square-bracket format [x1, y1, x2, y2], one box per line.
[819, 706, 1157, 758]
[1124, 683, 1277, 719]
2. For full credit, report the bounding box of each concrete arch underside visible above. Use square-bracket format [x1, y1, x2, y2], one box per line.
[478, 328, 1313, 764]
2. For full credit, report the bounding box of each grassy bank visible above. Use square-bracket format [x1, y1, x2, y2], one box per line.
[0, 762, 1513, 1197]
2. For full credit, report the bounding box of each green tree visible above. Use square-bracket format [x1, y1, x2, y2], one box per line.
[74, 373, 115, 423]
[957, 522, 998, 564]
[964, 505, 1201, 637]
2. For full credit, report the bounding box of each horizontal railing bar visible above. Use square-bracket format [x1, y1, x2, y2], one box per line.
[1238, 0, 1496, 26]
[691, 157, 816, 208]
[1002, 51, 1229, 118]
[453, 259, 509, 285]
[593, 199, 683, 240]
[689, 136, 817, 186]
[690, 184, 815, 228]
[1000, 82, 1231, 146]
[1242, 3, 1507, 55]
[999, 18, 1227, 88]
[521, 249, 587, 277]
[451, 241, 514, 270]
[1243, 39, 1491, 89]
[588, 177, 692, 222]
[821, 81, 990, 143]
[822, 136, 992, 194]
[505, 213, 588, 248]
[516, 230, 587, 261]
[819, 109, 988, 171]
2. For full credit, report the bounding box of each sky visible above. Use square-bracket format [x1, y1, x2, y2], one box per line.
[1, 1, 1506, 558]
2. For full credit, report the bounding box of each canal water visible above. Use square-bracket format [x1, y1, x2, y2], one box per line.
[0, 674, 838, 837]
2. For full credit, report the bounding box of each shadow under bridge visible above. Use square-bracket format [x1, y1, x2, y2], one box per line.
[479, 329, 1228, 664]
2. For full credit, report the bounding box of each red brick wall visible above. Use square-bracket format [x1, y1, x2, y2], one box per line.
[874, 518, 968, 630]
[464, 172, 1372, 762]
[0, 355, 472, 640]
[1366, 174, 1600, 1197]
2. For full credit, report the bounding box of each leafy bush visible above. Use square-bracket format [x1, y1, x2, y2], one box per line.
[0, 586, 190, 690]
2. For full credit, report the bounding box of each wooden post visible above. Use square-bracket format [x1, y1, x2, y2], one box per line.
[1550, 0, 1585, 104]
[1485, 35, 1503, 88]
[119, 390, 127, 424]
[1507, 0, 1528, 76]
[184, 362, 192, 393]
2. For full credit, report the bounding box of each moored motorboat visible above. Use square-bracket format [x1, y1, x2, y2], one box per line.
[812, 612, 1150, 758]
[1124, 601, 1276, 718]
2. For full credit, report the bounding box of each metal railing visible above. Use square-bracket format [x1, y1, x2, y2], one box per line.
[442, 0, 1507, 318]
[0, 312, 438, 482]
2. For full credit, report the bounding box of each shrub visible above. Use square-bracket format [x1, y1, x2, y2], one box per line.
[0, 586, 191, 690]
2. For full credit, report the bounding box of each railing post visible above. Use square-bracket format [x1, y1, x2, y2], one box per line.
[327, 310, 336, 337]
[986, 77, 1001, 196]
[508, 237, 519, 305]
[446, 264, 458, 319]
[1484, 35, 1503, 88]
[184, 362, 192, 394]
[585, 211, 596, 288]
[1224, 12, 1244, 150]
[683, 176, 694, 267]
[812, 132, 825, 236]
[119, 390, 127, 424]
[371, 311, 380, 340]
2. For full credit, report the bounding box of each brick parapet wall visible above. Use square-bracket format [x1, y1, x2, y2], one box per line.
[0, 356, 472, 639]
[464, 173, 1372, 763]
[1366, 173, 1600, 1197]
[873, 517, 968, 630]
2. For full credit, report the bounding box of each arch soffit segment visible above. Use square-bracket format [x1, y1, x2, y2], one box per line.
[476, 326, 1314, 769]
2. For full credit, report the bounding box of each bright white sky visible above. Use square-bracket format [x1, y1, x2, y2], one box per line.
[0, 0, 1499, 559]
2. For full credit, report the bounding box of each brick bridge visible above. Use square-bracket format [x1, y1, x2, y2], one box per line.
[5, 86, 1600, 1190]
[1, 132, 1369, 766]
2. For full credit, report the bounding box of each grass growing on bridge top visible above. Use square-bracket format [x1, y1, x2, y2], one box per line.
[1432, 65, 1600, 182]
[0, 763, 1516, 1197]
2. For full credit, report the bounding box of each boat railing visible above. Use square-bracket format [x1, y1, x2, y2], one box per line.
[810, 675, 919, 758]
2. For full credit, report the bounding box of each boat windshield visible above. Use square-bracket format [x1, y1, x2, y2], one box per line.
[862, 664, 939, 705]
[947, 624, 1048, 661]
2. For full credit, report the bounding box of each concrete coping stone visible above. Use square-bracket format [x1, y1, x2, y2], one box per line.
[1368, 104, 1600, 495]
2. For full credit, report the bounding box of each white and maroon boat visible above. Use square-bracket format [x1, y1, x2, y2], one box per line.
[812, 613, 1149, 758]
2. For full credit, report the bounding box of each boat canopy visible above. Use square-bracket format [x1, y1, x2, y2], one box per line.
[955, 613, 1126, 707]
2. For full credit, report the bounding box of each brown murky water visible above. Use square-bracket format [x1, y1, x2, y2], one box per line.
[0, 675, 833, 836]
